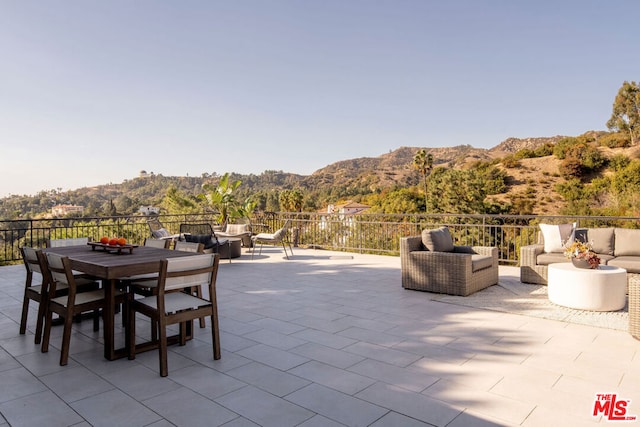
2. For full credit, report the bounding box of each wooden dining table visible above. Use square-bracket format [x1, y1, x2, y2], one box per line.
[43, 244, 196, 361]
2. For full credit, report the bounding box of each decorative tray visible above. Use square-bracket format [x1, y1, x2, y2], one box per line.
[88, 242, 139, 254]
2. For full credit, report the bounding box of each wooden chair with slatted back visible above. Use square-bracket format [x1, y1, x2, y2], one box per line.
[128, 253, 221, 376]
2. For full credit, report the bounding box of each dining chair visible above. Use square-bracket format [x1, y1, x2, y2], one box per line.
[19, 247, 55, 344]
[41, 252, 125, 366]
[143, 238, 171, 249]
[251, 219, 293, 260]
[127, 253, 221, 377]
[173, 241, 206, 328]
[129, 240, 206, 341]
[20, 246, 101, 344]
[47, 237, 90, 247]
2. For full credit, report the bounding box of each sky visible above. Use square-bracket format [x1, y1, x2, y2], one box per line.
[1, 1, 638, 198]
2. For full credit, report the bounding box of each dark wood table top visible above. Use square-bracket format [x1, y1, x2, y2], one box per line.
[43, 244, 194, 280]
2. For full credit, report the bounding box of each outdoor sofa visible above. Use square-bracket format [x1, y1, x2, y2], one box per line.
[400, 226, 499, 296]
[520, 225, 640, 285]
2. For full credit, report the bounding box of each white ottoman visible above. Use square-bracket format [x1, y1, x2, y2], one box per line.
[548, 263, 627, 311]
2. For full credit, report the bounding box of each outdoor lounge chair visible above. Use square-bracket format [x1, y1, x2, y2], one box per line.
[216, 222, 252, 247]
[147, 218, 181, 241]
[251, 219, 293, 260]
[179, 223, 231, 262]
[400, 226, 498, 296]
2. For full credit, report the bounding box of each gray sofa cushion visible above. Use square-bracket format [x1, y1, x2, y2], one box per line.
[608, 256, 640, 273]
[586, 227, 615, 255]
[536, 252, 568, 266]
[421, 227, 454, 252]
[614, 228, 640, 256]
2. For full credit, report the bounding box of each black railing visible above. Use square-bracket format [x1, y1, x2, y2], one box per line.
[2, 212, 639, 265]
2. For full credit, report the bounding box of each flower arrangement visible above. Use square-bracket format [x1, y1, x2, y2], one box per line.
[563, 240, 601, 269]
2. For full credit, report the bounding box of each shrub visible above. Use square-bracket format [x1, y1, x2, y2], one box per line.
[598, 132, 631, 148]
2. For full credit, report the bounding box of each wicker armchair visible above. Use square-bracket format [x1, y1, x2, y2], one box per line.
[400, 235, 499, 296]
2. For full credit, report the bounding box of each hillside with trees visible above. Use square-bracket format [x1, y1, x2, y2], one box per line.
[2, 81, 639, 220]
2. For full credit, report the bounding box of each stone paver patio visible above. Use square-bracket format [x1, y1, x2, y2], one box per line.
[1, 247, 639, 426]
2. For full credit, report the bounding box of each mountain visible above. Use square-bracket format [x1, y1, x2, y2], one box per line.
[1, 132, 629, 218]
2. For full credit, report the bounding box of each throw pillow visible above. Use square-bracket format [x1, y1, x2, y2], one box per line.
[613, 228, 640, 256]
[539, 223, 576, 253]
[151, 228, 171, 239]
[421, 226, 455, 252]
[184, 234, 217, 250]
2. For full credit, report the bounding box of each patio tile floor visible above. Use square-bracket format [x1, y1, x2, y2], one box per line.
[0, 247, 639, 426]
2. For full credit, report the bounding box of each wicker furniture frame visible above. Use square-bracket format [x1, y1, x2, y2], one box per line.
[400, 236, 499, 296]
[629, 274, 640, 340]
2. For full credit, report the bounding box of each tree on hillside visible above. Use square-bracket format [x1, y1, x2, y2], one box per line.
[161, 186, 199, 214]
[412, 149, 434, 212]
[607, 81, 640, 145]
[279, 189, 304, 212]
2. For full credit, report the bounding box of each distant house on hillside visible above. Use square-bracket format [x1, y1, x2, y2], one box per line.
[319, 201, 370, 233]
[324, 201, 370, 215]
[51, 204, 84, 216]
[139, 206, 160, 215]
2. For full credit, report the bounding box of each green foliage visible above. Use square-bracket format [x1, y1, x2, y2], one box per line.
[279, 189, 304, 212]
[427, 168, 488, 214]
[500, 155, 520, 168]
[514, 149, 536, 159]
[364, 188, 422, 214]
[160, 186, 199, 214]
[534, 143, 555, 157]
[609, 154, 631, 171]
[598, 132, 631, 148]
[200, 172, 253, 223]
[471, 162, 508, 195]
[607, 81, 640, 145]
[553, 137, 578, 159]
[412, 149, 434, 212]
[611, 160, 640, 195]
[558, 141, 607, 179]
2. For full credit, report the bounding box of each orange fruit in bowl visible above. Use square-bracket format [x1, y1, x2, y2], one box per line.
[108, 238, 118, 246]
[117, 237, 127, 246]
[100, 236, 109, 244]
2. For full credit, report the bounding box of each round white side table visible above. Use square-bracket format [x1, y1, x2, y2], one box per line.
[547, 263, 627, 311]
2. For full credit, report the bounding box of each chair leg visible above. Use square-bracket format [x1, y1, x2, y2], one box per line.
[34, 297, 47, 345]
[159, 319, 169, 377]
[210, 312, 221, 360]
[281, 241, 290, 259]
[195, 287, 206, 328]
[60, 314, 73, 366]
[41, 310, 53, 353]
[19, 294, 30, 335]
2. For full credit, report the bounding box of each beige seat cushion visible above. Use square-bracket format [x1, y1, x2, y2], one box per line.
[608, 255, 640, 273]
[471, 254, 493, 272]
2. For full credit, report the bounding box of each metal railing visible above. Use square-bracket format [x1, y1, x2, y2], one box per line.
[2, 212, 639, 265]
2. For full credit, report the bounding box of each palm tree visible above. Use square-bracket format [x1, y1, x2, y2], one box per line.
[413, 149, 434, 212]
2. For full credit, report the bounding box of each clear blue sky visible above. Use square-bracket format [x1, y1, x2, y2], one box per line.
[1, 1, 638, 198]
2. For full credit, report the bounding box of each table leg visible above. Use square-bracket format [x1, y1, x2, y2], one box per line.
[103, 279, 116, 360]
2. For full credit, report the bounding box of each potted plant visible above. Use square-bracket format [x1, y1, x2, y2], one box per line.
[563, 240, 601, 269]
